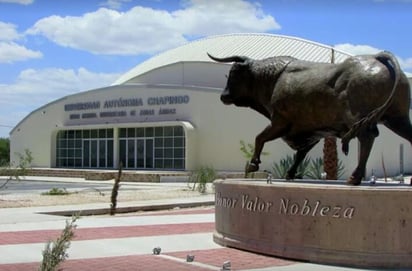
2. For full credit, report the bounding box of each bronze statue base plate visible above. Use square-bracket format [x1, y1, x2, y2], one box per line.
[214, 179, 412, 269]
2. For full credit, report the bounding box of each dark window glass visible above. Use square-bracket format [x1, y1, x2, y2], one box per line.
[119, 128, 126, 138]
[83, 130, 90, 138]
[164, 127, 173, 136]
[107, 129, 113, 138]
[91, 130, 98, 138]
[128, 128, 135, 137]
[99, 129, 106, 138]
[146, 127, 154, 137]
[136, 128, 144, 137]
[174, 126, 184, 136]
[155, 127, 163, 137]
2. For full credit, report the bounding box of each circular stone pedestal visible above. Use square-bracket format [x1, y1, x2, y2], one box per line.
[214, 179, 412, 269]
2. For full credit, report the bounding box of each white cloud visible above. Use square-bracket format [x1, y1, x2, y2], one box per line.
[334, 43, 412, 73]
[0, 67, 120, 101]
[0, 67, 121, 132]
[0, 21, 20, 41]
[99, 0, 131, 10]
[0, 0, 33, 4]
[26, 0, 280, 55]
[0, 41, 42, 63]
[0, 21, 42, 63]
[334, 43, 381, 56]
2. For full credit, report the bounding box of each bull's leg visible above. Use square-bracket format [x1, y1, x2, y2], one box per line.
[286, 141, 319, 180]
[383, 116, 412, 144]
[347, 127, 378, 185]
[248, 124, 287, 173]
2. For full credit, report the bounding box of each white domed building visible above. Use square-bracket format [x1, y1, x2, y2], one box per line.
[10, 33, 412, 178]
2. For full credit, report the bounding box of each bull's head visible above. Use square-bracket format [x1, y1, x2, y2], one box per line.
[207, 53, 253, 107]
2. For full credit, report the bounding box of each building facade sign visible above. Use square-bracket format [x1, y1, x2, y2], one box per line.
[63, 95, 190, 125]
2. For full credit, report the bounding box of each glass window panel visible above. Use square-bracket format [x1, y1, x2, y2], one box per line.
[68, 149, 74, 157]
[174, 148, 184, 158]
[99, 140, 106, 168]
[136, 139, 144, 168]
[91, 140, 98, 167]
[145, 139, 153, 168]
[155, 127, 163, 137]
[119, 128, 126, 138]
[155, 149, 163, 158]
[136, 128, 144, 137]
[164, 159, 173, 169]
[127, 128, 135, 137]
[68, 158, 74, 167]
[127, 139, 135, 168]
[83, 140, 90, 167]
[75, 139, 82, 148]
[119, 140, 126, 167]
[68, 140, 74, 148]
[174, 159, 184, 169]
[107, 129, 113, 138]
[68, 130, 75, 138]
[99, 129, 106, 138]
[60, 140, 67, 148]
[164, 148, 173, 158]
[60, 149, 67, 157]
[155, 159, 163, 169]
[83, 130, 90, 138]
[75, 149, 82, 157]
[75, 130, 81, 138]
[174, 138, 183, 148]
[174, 126, 183, 136]
[164, 127, 173, 136]
[91, 130, 98, 138]
[165, 138, 173, 147]
[145, 127, 154, 137]
[155, 138, 163, 147]
[75, 159, 82, 167]
[107, 140, 113, 168]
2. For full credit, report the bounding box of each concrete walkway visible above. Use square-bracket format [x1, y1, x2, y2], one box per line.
[0, 177, 407, 270]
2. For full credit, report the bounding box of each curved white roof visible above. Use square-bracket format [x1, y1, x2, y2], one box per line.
[113, 33, 353, 85]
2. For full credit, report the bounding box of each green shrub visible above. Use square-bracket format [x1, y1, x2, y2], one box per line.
[188, 166, 217, 193]
[271, 155, 345, 180]
[42, 188, 70, 196]
[306, 157, 324, 179]
[272, 155, 310, 179]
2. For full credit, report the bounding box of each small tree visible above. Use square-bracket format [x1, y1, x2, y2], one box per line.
[0, 149, 33, 190]
[39, 215, 78, 271]
[0, 138, 9, 164]
[188, 166, 217, 193]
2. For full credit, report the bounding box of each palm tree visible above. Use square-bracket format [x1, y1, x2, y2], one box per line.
[323, 49, 338, 180]
[323, 136, 338, 180]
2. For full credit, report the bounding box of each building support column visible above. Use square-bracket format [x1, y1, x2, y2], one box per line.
[113, 127, 119, 169]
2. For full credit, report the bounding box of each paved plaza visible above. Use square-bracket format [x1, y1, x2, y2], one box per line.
[0, 178, 407, 270]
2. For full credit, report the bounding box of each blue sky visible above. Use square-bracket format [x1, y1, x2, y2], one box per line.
[0, 0, 411, 137]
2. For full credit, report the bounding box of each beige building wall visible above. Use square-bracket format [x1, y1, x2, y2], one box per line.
[10, 62, 412, 179]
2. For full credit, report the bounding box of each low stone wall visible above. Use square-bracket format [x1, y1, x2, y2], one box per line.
[0, 168, 189, 182]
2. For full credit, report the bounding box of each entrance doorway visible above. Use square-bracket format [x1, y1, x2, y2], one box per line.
[119, 138, 154, 169]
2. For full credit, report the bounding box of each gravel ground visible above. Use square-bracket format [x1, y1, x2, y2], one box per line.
[0, 186, 209, 208]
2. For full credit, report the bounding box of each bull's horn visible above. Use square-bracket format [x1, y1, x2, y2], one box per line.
[207, 53, 249, 63]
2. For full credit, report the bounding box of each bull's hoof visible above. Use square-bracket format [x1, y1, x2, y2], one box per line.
[285, 172, 295, 180]
[247, 163, 259, 173]
[347, 176, 361, 186]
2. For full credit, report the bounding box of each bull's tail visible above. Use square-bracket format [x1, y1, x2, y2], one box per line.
[341, 51, 401, 154]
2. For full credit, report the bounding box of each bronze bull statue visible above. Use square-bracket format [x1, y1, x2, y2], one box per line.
[208, 51, 412, 185]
